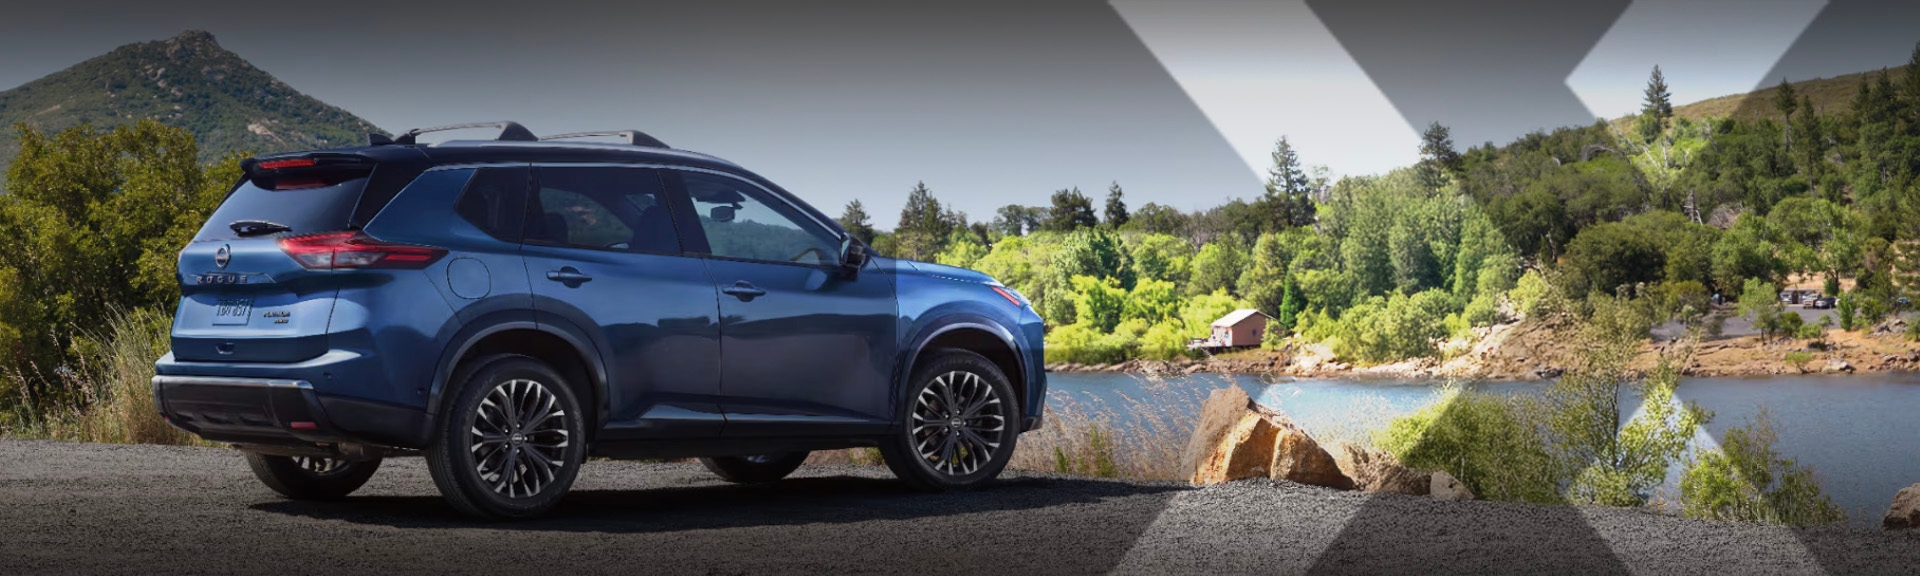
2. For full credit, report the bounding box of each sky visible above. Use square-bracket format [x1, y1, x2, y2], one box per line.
[0, 0, 1914, 225]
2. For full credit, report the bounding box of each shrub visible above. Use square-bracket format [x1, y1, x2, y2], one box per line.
[1324, 290, 1452, 365]
[1374, 385, 1560, 503]
[1836, 292, 1857, 331]
[1546, 352, 1709, 507]
[1783, 351, 1815, 371]
[1680, 410, 1846, 526]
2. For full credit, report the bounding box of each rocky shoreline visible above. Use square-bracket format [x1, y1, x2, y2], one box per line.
[1045, 317, 1920, 381]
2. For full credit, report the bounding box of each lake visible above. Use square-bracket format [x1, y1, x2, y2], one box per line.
[1046, 371, 1920, 526]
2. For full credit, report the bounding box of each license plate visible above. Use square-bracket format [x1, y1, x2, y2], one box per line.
[212, 299, 253, 326]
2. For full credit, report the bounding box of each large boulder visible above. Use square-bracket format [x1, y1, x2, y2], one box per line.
[1329, 443, 1429, 495]
[1183, 387, 1355, 489]
[1887, 483, 1920, 530]
[1183, 387, 1264, 484]
[1259, 404, 1355, 490]
[1431, 471, 1475, 501]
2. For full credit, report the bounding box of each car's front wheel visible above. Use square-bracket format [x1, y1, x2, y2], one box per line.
[244, 453, 381, 500]
[878, 349, 1020, 491]
[700, 452, 810, 483]
[425, 355, 587, 520]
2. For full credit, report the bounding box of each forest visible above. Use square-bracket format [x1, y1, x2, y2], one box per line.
[835, 47, 1920, 367]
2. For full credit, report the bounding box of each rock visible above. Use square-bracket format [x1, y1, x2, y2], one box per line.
[1182, 388, 1355, 490]
[1183, 364, 1207, 375]
[1887, 484, 1920, 530]
[1182, 387, 1259, 484]
[1329, 443, 1428, 495]
[1822, 359, 1855, 374]
[1431, 471, 1475, 501]
[1261, 405, 1355, 490]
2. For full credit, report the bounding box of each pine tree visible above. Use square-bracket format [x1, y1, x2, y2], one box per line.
[1276, 277, 1301, 332]
[1416, 122, 1461, 192]
[1773, 77, 1799, 118]
[1103, 181, 1130, 228]
[1906, 42, 1920, 105]
[1044, 187, 1099, 232]
[837, 200, 876, 244]
[1643, 65, 1673, 119]
[896, 182, 956, 261]
[1774, 77, 1799, 151]
[1262, 137, 1315, 227]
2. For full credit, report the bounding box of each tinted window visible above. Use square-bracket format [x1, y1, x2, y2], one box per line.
[527, 167, 679, 253]
[194, 178, 368, 241]
[454, 168, 527, 241]
[679, 172, 839, 265]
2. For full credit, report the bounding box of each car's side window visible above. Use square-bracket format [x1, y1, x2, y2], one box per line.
[677, 172, 840, 266]
[452, 167, 526, 242]
[526, 167, 680, 254]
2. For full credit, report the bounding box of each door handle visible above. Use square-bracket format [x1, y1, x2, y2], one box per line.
[721, 281, 767, 301]
[545, 267, 593, 286]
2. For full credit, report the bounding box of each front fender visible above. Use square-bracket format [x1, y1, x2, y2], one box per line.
[894, 311, 1030, 424]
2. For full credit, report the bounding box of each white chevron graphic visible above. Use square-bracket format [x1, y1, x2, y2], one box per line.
[1110, 0, 1420, 181]
[1568, 0, 1827, 119]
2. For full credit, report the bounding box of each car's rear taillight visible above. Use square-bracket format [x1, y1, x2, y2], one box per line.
[277, 231, 447, 270]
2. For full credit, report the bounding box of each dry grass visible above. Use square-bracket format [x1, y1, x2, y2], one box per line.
[1, 308, 205, 446]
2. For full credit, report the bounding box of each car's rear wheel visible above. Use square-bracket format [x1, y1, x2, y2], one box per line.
[244, 453, 381, 500]
[425, 355, 587, 520]
[879, 349, 1020, 491]
[700, 452, 810, 483]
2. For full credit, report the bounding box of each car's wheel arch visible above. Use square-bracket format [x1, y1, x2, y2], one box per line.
[431, 311, 609, 438]
[896, 314, 1028, 423]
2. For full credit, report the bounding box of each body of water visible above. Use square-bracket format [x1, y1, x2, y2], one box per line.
[1046, 371, 1920, 526]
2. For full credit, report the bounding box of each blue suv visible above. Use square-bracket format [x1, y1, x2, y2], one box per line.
[153, 122, 1046, 519]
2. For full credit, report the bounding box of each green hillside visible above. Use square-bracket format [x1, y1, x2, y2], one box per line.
[0, 30, 385, 175]
[1671, 65, 1915, 122]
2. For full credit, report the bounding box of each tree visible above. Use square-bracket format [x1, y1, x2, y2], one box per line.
[1416, 122, 1461, 191]
[1906, 42, 1920, 105]
[991, 204, 1041, 237]
[1642, 65, 1673, 119]
[1125, 202, 1188, 235]
[1638, 66, 1674, 141]
[1128, 233, 1194, 287]
[0, 120, 240, 397]
[1772, 77, 1799, 119]
[1680, 410, 1846, 526]
[1058, 227, 1135, 289]
[1102, 182, 1129, 228]
[1737, 279, 1784, 341]
[837, 200, 876, 244]
[895, 182, 959, 261]
[1044, 187, 1099, 232]
[1187, 236, 1247, 296]
[1261, 137, 1317, 228]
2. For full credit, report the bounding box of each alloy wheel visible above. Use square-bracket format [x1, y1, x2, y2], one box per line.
[469, 379, 571, 498]
[911, 370, 1006, 476]
[290, 456, 346, 475]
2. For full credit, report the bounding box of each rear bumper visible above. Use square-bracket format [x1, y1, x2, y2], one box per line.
[153, 367, 431, 451]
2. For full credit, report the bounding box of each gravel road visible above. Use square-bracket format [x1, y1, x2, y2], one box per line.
[2, 439, 1915, 575]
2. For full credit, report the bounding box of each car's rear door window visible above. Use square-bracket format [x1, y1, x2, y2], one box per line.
[454, 167, 529, 242]
[527, 167, 680, 254]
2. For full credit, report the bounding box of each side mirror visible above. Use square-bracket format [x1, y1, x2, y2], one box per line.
[840, 242, 870, 279]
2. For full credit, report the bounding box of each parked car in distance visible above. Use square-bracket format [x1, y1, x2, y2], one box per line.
[153, 122, 1047, 519]
[1807, 296, 1837, 309]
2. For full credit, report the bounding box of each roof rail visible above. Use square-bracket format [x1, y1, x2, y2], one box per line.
[540, 130, 670, 149]
[390, 121, 538, 145]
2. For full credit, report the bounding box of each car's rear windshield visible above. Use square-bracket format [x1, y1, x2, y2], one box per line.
[193, 178, 369, 241]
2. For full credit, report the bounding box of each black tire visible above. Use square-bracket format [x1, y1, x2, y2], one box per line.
[878, 348, 1021, 491]
[425, 355, 588, 520]
[244, 453, 381, 500]
[700, 452, 810, 483]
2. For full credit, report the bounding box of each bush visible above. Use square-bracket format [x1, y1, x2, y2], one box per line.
[1546, 351, 1709, 507]
[4, 308, 202, 445]
[1043, 324, 1134, 365]
[1836, 292, 1857, 331]
[1782, 351, 1815, 370]
[1680, 410, 1846, 526]
[1324, 290, 1453, 365]
[1375, 385, 1560, 503]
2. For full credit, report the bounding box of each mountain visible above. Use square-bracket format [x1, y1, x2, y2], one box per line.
[0, 30, 385, 176]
